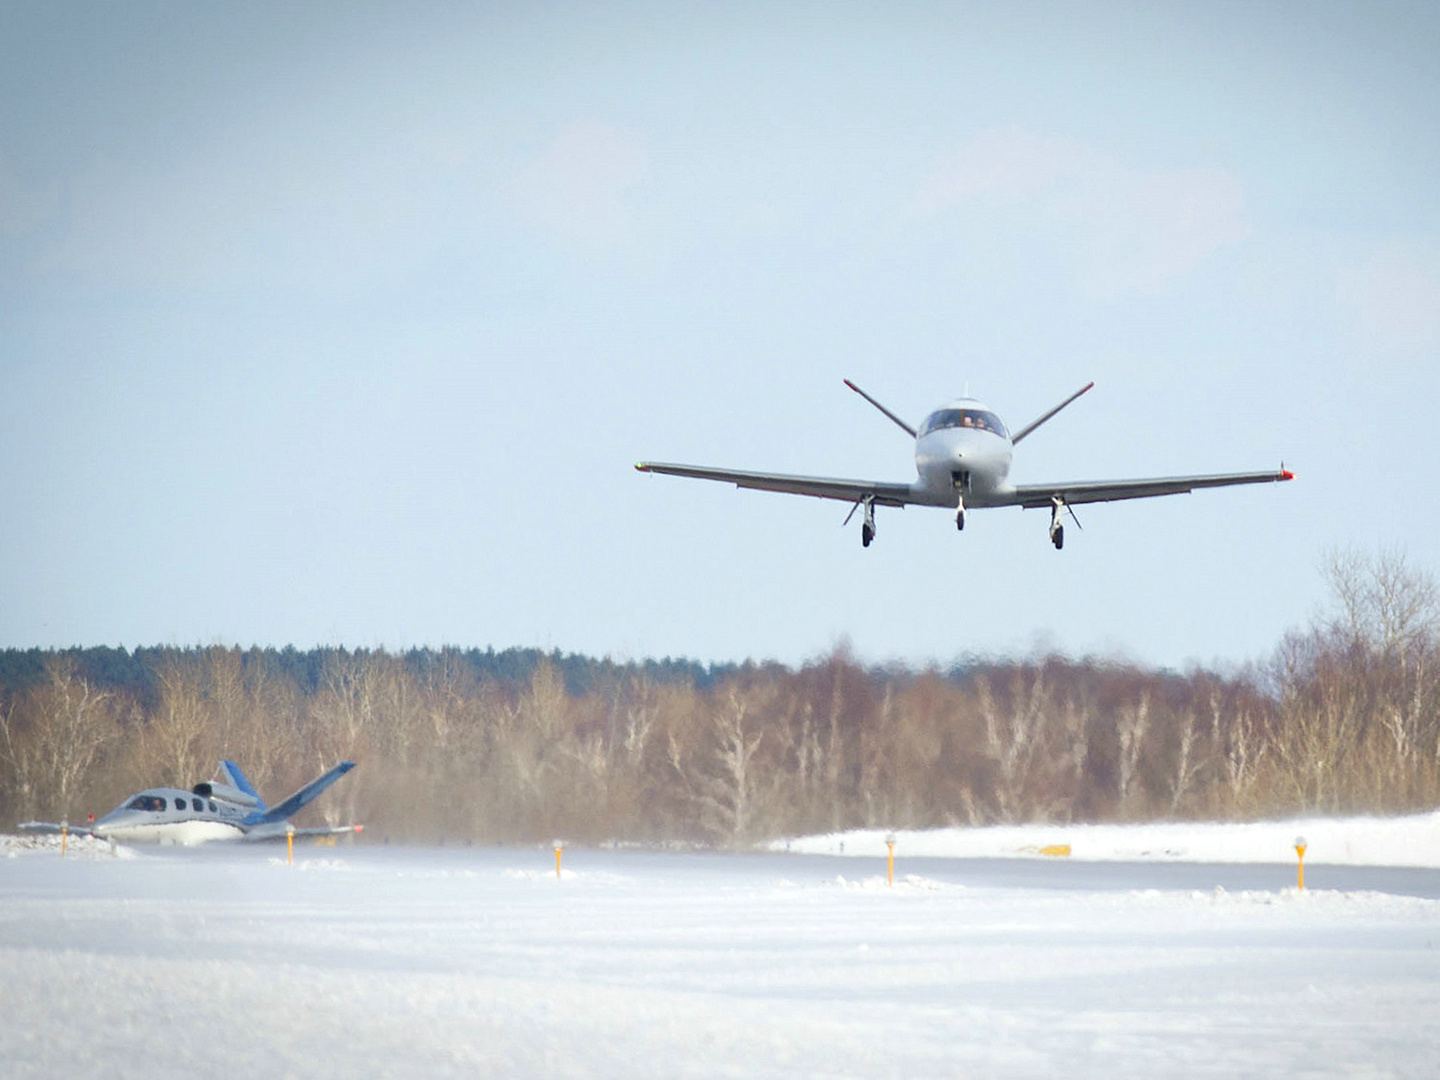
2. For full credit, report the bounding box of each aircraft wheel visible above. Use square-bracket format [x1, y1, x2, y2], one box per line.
[1052, 525, 1064, 550]
[862, 524, 874, 547]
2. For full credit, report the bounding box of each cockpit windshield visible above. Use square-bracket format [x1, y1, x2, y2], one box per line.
[126, 795, 167, 812]
[919, 408, 1008, 440]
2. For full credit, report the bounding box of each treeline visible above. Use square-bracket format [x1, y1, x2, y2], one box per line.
[2, 551, 1437, 844]
[0, 644, 744, 702]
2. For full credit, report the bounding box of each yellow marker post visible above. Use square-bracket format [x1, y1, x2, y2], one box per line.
[1294, 835, 1307, 890]
[553, 839, 564, 880]
[60, 820, 68, 858]
[885, 832, 897, 886]
[286, 823, 295, 867]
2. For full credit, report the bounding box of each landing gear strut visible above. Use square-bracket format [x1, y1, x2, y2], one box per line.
[1049, 496, 1066, 551]
[861, 497, 876, 548]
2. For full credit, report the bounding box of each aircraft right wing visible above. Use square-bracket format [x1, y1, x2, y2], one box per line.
[241, 823, 363, 842]
[291, 824, 364, 838]
[635, 462, 922, 507]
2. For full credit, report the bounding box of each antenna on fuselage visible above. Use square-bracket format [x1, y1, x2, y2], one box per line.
[843, 379, 916, 438]
[1011, 381, 1095, 445]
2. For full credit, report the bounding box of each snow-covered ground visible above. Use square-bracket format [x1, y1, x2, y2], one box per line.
[2, 825, 1439, 1078]
[774, 810, 1440, 867]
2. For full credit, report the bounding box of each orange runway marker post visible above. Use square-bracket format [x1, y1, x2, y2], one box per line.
[885, 833, 896, 886]
[60, 820, 68, 858]
[554, 839, 564, 880]
[287, 824, 295, 867]
[1294, 836, 1307, 890]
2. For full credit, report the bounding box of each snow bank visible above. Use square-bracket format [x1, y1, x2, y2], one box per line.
[0, 833, 135, 859]
[772, 810, 1440, 867]
[1, 844, 1436, 1078]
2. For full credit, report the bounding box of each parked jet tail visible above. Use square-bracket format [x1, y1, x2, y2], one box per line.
[252, 761, 356, 826]
[219, 760, 266, 810]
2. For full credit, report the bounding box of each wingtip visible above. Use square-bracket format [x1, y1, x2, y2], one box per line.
[1280, 467, 1295, 481]
[635, 462, 650, 472]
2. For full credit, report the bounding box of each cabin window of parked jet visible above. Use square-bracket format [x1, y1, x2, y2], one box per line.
[208, 800, 217, 812]
[127, 795, 166, 812]
[919, 409, 1008, 439]
[173, 797, 185, 811]
[191, 797, 202, 812]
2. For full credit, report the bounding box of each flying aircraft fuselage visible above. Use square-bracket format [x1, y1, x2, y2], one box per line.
[912, 399, 1015, 508]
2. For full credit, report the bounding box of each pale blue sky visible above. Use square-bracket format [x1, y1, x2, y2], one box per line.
[3, 2, 1438, 669]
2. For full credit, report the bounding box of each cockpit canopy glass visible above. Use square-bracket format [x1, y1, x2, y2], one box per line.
[919, 408, 1008, 440]
[126, 795, 167, 812]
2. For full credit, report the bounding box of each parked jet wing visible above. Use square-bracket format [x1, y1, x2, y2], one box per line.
[1008, 468, 1294, 508]
[241, 822, 363, 842]
[635, 462, 921, 507]
[17, 820, 96, 837]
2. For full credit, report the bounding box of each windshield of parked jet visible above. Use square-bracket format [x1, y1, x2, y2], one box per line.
[126, 795, 167, 812]
[919, 408, 1008, 439]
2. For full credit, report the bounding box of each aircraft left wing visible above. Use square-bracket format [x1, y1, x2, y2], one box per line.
[17, 821, 96, 837]
[1008, 467, 1294, 508]
[635, 462, 922, 507]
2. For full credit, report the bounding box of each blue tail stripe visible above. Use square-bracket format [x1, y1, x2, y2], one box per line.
[220, 760, 264, 804]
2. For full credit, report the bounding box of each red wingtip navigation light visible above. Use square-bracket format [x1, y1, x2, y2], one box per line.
[1281, 468, 1295, 480]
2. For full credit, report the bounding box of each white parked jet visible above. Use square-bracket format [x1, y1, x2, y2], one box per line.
[637, 380, 1293, 548]
[19, 759, 360, 845]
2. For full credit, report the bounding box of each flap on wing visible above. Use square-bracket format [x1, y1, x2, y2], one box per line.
[1012, 468, 1293, 509]
[636, 462, 920, 506]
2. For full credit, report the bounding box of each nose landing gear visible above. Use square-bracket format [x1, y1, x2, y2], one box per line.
[952, 471, 969, 532]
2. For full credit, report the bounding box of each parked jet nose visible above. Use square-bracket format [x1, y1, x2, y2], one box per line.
[92, 808, 127, 834]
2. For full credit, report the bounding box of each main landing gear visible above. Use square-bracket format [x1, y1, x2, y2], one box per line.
[860, 496, 876, 548]
[1048, 495, 1066, 550]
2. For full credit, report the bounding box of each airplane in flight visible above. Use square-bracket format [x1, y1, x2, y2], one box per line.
[19, 759, 360, 845]
[636, 380, 1292, 549]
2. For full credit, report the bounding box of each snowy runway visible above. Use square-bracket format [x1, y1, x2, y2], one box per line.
[2, 839, 1438, 1078]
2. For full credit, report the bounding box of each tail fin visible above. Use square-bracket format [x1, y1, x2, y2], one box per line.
[257, 762, 356, 825]
[218, 760, 266, 810]
[1011, 381, 1094, 445]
